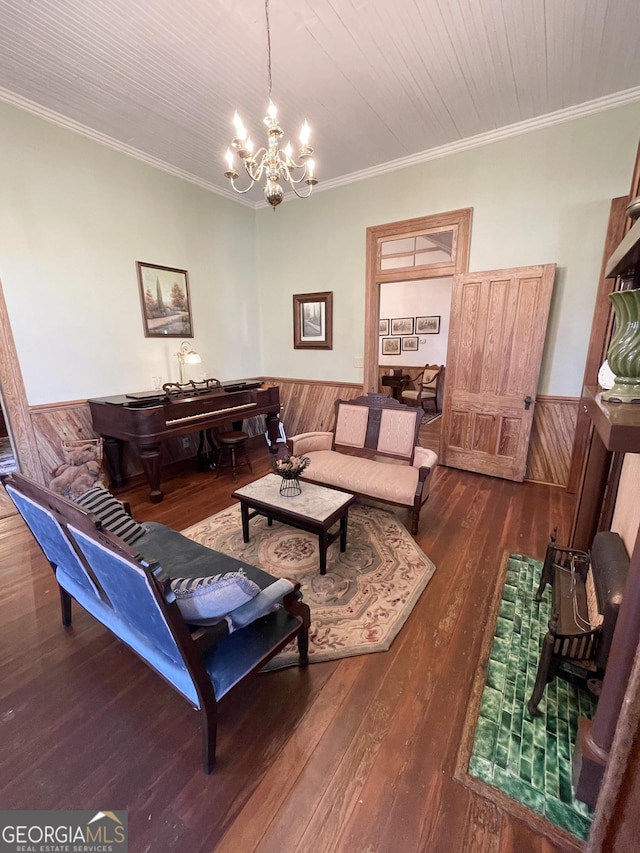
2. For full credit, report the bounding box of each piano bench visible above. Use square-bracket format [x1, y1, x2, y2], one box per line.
[215, 431, 253, 482]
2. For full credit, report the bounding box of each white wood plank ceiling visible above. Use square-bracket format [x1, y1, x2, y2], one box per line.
[0, 0, 638, 207]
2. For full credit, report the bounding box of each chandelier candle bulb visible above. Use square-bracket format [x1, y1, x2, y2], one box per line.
[233, 111, 247, 141]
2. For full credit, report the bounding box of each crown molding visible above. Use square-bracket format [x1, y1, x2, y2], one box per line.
[0, 86, 255, 208]
[306, 86, 640, 197]
[2, 83, 639, 212]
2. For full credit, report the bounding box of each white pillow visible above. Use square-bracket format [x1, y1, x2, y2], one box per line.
[170, 570, 261, 625]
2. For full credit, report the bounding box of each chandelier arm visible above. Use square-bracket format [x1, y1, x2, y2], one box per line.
[284, 170, 311, 187]
[289, 183, 314, 200]
[278, 153, 307, 171]
[228, 175, 257, 195]
[278, 160, 307, 183]
[243, 151, 268, 183]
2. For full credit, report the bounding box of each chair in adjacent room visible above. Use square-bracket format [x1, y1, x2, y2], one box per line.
[401, 364, 443, 415]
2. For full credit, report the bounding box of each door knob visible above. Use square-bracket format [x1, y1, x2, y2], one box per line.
[524, 396, 532, 410]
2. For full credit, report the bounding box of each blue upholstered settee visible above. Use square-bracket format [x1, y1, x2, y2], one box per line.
[3, 472, 310, 772]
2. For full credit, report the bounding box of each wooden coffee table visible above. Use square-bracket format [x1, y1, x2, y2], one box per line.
[232, 473, 355, 574]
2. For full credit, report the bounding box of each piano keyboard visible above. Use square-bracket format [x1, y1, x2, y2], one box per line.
[165, 402, 257, 426]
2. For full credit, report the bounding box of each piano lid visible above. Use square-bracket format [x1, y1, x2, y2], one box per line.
[90, 379, 264, 408]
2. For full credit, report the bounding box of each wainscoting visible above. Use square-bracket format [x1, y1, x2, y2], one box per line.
[526, 396, 579, 487]
[18, 382, 578, 490]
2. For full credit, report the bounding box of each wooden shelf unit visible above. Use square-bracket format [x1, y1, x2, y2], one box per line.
[582, 384, 640, 453]
[571, 205, 640, 809]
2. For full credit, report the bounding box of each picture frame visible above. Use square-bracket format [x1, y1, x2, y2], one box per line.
[402, 336, 418, 352]
[293, 291, 333, 349]
[416, 315, 440, 334]
[137, 261, 193, 338]
[391, 317, 414, 335]
[381, 337, 401, 356]
[379, 318, 390, 336]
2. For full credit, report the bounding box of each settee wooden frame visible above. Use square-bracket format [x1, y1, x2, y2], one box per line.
[3, 472, 310, 773]
[290, 393, 437, 534]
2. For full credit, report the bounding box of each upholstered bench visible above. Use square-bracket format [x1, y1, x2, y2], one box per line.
[289, 393, 438, 534]
[3, 472, 310, 772]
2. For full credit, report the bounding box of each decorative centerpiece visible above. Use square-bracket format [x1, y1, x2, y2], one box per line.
[273, 455, 310, 496]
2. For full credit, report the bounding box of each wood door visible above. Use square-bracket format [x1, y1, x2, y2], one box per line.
[440, 264, 556, 481]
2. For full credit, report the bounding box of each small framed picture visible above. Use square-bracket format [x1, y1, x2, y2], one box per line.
[137, 262, 193, 338]
[391, 317, 414, 335]
[379, 318, 390, 336]
[402, 336, 418, 351]
[381, 337, 401, 356]
[416, 315, 440, 334]
[293, 291, 333, 349]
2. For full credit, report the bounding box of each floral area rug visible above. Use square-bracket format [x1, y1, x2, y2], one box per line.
[182, 503, 436, 667]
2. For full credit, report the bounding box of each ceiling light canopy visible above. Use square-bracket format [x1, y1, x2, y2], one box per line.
[224, 0, 318, 209]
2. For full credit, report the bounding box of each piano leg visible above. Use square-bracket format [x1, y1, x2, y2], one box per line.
[102, 436, 125, 488]
[138, 442, 164, 503]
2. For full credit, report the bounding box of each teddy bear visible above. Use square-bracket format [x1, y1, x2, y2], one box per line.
[49, 443, 104, 499]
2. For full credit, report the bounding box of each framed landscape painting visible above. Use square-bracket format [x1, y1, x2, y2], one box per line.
[293, 291, 333, 349]
[416, 315, 440, 334]
[137, 262, 193, 338]
[379, 318, 390, 336]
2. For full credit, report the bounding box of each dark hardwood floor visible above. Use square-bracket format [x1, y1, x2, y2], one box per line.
[0, 442, 580, 853]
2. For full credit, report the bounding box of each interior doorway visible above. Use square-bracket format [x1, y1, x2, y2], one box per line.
[363, 208, 472, 394]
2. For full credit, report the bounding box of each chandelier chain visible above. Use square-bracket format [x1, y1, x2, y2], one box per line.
[265, 0, 272, 101]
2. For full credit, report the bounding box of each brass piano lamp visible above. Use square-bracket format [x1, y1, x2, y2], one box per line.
[177, 341, 202, 383]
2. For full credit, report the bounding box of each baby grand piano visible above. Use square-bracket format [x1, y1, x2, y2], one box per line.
[89, 379, 281, 502]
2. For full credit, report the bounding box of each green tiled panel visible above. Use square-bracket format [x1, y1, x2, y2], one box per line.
[479, 686, 503, 723]
[469, 555, 597, 841]
[473, 716, 499, 761]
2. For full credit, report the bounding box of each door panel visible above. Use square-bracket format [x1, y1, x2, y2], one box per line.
[441, 264, 556, 481]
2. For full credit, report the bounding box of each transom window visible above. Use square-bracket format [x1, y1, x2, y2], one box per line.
[378, 228, 456, 271]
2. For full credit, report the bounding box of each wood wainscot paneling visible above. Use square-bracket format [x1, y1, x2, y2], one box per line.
[29, 401, 99, 484]
[28, 400, 200, 486]
[27, 386, 575, 490]
[526, 395, 579, 487]
[261, 377, 363, 437]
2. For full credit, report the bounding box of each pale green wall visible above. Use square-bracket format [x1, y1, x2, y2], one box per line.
[0, 101, 258, 405]
[256, 103, 640, 396]
[0, 99, 638, 406]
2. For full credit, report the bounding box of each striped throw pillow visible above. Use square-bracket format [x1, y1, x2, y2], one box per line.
[75, 486, 146, 545]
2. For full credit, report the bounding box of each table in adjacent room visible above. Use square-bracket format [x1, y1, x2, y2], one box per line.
[381, 373, 410, 400]
[232, 474, 355, 575]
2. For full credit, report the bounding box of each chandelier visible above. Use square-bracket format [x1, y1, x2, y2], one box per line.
[224, 0, 318, 209]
